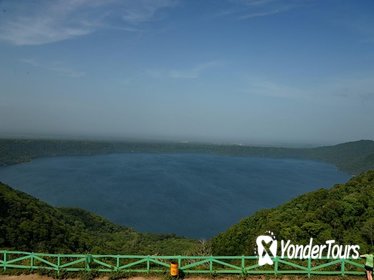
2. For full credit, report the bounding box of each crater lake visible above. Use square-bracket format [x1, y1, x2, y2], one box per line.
[0, 153, 350, 238]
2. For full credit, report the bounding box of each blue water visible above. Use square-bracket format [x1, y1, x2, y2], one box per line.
[0, 153, 350, 238]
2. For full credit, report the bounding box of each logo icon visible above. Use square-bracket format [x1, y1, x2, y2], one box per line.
[256, 231, 277, 266]
[255, 232, 360, 266]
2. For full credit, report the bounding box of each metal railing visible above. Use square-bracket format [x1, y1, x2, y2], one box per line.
[0, 250, 365, 276]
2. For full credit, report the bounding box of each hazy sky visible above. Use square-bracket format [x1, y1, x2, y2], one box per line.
[0, 0, 373, 146]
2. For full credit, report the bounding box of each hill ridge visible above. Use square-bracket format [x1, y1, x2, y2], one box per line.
[211, 170, 374, 255]
[0, 139, 374, 173]
[0, 181, 197, 254]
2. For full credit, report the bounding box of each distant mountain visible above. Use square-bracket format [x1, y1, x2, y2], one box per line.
[0, 181, 197, 254]
[306, 140, 374, 174]
[0, 139, 373, 174]
[211, 170, 374, 255]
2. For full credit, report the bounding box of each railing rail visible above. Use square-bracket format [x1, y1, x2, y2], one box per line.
[0, 250, 365, 276]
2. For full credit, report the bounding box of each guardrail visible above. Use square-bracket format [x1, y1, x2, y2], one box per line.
[0, 250, 365, 276]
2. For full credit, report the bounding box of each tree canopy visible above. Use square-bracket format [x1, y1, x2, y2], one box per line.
[211, 170, 374, 255]
[0, 182, 197, 254]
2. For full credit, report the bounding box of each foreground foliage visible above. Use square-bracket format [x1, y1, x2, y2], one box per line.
[211, 170, 374, 255]
[0, 182, 197, 254]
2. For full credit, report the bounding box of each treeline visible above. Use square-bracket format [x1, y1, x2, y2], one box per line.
[1, 138, 374, 173]
[0, 182, 197, 255]
[211, 170, 374, 255]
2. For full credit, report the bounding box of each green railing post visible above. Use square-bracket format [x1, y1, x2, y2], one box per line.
[116, 255, 120, 271]
[341, 258, 345, 276]
[30, 252, 35, 271]
[57, 255, 61, 276]
[307, 258, 311, 278]
[3, 251, 6, 272]
[241, 255, 245, 275]
[178, 255, 182, 276]
[274, 257, 278, 276]
[146, 256, 150, 273]
[209, 256, 213, 274]
[86, 254, 91, 272]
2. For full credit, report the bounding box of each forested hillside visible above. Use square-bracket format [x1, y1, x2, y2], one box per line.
[1, 139, 374, 174]
[0, 182, 197, 254]
[211, 170, 374, 255]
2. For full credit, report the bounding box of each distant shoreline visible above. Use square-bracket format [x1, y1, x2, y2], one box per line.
[0, 138, 373, 174]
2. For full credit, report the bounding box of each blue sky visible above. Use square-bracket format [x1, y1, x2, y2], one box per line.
[0, 0, 373, 146]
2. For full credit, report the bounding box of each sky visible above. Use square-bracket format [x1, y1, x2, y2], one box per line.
[0, 0, 373, 146]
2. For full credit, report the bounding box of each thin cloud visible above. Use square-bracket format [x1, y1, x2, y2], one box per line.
[20, 58, 86, 78]
[218, 0, 305, 20]
[243, 78, 303, 99]
[336, 16, 374, 45]
[242, 74, 374, 102]
[148, 61, 224, 80]
[0, 0, 177, 46]
[239, 9, 286, 19]
[121, 0, 178, 25]
[326, 76, 374, 102]
[169, 61, 223, 79]
[240, 0, 277, 6]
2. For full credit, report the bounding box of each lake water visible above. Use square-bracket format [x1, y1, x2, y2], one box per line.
[0, 153, 350, 238]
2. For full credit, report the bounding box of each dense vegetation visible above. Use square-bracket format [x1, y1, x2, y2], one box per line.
[1, 139, 374, 174]
[0, 182, 197, 254]
[211, 170, 374, 255]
